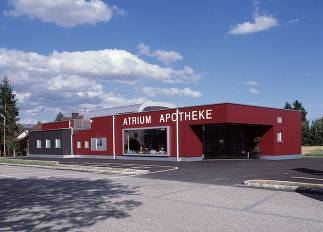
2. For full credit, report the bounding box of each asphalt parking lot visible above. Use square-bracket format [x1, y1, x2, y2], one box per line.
[0, 164, 322, 231]
[26, 157, 323, 186]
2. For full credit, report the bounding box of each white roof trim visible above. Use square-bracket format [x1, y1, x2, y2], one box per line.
[83, 101, 175, 120]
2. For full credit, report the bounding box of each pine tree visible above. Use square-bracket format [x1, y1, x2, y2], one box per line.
[0, 75, 20, 157]
[284, 100, 308, 123]
[310, 117, 323, 146]
[292, 100, 308, 123]
[283, 102, 293, 110]
[54, 112, 64, 122]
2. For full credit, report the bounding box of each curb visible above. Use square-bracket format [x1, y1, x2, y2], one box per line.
[0, 163, 149, 175]
[244, 180, 323, 195]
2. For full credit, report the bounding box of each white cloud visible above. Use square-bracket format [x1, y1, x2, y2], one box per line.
[0, 48, 200, 84]
[152, 50, 183, 65]
[228, 1, 278, 35]
[286, 19, 299, 25]
[249, 88, 260, 94]
[18, 118, 42, 125]
[25, 106, 46, 116]
[137, 43, 183, 65]
[48, 74, 94, 91]
[13, 91, 31, 103]
[0, 47, 201, 119]
[229, 15, 278, 35]
[111, 5, 127, 16]
[137, 43, 151, 56]
[245, 81, 259, 86]
[141, 87, 202, 98]
[4, 0, 125, 27]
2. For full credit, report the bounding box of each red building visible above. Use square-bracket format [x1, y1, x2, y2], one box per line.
[29, 102, 302, 161]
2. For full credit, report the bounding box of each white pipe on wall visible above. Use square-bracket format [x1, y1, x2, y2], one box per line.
[113, 116, 116, 159]
[176, 108, 179, 162]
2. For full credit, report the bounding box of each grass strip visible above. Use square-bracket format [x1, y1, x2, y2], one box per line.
[247, 180, 323, 189]
[302, 153, 323, 157]
[0, 159, 57, 167]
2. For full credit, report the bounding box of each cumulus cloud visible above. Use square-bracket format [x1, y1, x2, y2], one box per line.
[137, 43, 183, 65]
[229, 15, 278, 35]
[152, 50, 183, 65]
[245, 81, 259, 86]
[18, 118, 43, 125]
[141, 87, 202, 98]
[228, 1, 278, 35]
[0, 47, 201, 119]
[13, 91, 31, 103]
[0, 48, 200, 84]
[4, 0, 125, 27]
[25, 106, 46, 116]
[249, 88, 260, 94]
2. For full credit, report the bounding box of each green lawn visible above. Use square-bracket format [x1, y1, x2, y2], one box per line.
[0, 159, 57, 167]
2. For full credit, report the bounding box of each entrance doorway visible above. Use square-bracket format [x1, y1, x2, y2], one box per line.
[203, 124, 271, 159]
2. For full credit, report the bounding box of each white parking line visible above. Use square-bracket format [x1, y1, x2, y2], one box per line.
[292, 176, 323, 181]
[0, 174, 23, 179]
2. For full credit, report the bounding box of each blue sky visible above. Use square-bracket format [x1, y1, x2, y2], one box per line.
[0, 0, 322, 124]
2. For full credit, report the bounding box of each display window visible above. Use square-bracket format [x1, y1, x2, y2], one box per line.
[123, 127, 168, 156]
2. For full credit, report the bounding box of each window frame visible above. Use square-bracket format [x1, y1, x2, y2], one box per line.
[122, 126, 169, 156]
[45, 139, 51, 148]
[91, 137, 107, 151]
[77, 141, 81, 149]
[55, 139, 61, 148]
[277, 131, 283, 142]
[36, 140, 42, 148]
[84, 140, 89, 149]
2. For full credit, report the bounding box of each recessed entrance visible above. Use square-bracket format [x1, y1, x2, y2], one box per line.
[202, 124, 271, 159]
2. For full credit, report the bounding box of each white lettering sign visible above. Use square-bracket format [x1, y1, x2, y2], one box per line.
[123, 109, 213, 126]
[159, 109, 213, 123]
[123, 115, 152, 126]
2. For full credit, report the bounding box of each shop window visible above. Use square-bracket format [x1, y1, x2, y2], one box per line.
[91, 137, 107, 151]
[77, 141, 81, 149]
[45, 139, 51, 148]
[277, 117, 282, 123]
[123, 127, 168, 155]
[37, 140, 42, 148]
[277, 132, 282, 142]
[84, 141, 89, 149]
[55, 139, 61, 148]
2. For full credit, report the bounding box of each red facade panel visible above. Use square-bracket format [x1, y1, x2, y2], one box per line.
[42, 121, 70, 130]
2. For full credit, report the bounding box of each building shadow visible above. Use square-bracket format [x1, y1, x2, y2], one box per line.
[290, 168, 323, 175]
[0, 177, 142, 231]
[297, 191, 323, 202]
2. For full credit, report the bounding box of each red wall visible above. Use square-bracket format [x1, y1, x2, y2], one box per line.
[42, 121, 70, 130]
[44, 103, 301, 158]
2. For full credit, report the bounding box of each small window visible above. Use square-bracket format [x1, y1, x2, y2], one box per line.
[277, 132, 282, 142]
[55, 139, 61, 148]
[77, 141, 81, 149]
[45, 139, 51, 148]
[36, 140, 42, 148]
[84, 141, 89, 149]
[91, 137, 107, 151]
[277, 117, 282, 123]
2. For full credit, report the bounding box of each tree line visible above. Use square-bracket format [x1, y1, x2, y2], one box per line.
[0, 75, 20, 157]
[284, 100, 323, 146]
